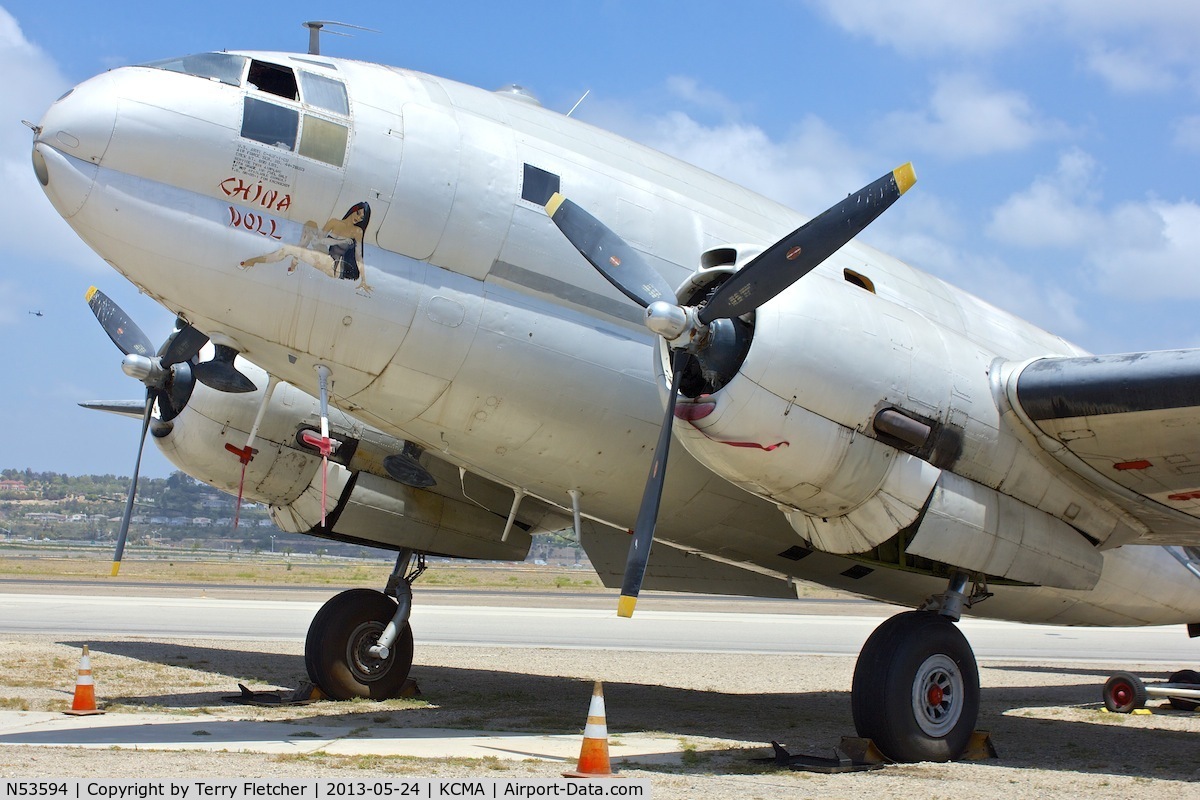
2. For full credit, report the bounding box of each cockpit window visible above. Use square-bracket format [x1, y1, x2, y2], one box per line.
[247, 60, 298, 101]
[298, 71, 349, 116]
[241, 97, 298, 151]
[141, 53, 246, 87]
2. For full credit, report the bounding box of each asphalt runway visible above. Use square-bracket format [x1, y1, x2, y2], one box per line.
[1, 588, 1196, 663]
[2, 584, 1199, 799]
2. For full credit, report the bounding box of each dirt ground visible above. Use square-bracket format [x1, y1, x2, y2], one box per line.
[0, 634, 1197, 799]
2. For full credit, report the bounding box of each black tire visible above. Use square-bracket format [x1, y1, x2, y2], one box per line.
[1102, 671, 1147, 713]
[852, 610, 980, 763]
[1166, 669, 1200, 712]
[304, 588, 414, 700]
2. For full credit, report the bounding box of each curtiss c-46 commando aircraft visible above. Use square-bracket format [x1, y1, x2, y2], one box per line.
[29, 45, 1200, 763]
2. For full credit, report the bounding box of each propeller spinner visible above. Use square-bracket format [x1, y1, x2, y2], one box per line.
[546, 164, 916, 616]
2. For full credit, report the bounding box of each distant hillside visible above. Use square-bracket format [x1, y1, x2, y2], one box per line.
[0, 468, 580, 564]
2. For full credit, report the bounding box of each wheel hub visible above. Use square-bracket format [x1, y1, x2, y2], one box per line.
[346, 621, 393, 683]
[911, 653, 964, 737]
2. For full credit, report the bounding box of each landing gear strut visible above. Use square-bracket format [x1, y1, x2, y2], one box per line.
[851, 571, 986, 762]
[304, 549, 424, 700]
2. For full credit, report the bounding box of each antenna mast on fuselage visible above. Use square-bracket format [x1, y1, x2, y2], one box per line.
[301, 20, 379, 56]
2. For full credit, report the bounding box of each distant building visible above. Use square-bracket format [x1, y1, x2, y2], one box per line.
[0, 480, 28, 493]
[24, 512, 65, 523]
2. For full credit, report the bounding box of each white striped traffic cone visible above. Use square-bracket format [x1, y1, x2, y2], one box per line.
[65, 645, 104, 716]
[564, 681, 620, 778]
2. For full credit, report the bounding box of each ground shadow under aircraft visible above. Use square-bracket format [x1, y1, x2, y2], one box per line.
[53, 638, 1200, 782]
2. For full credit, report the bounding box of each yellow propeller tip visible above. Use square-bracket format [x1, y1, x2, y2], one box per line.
[617, 595, 637, 618]
[545, 192, 566, 217]
[110, 562, 121, 577]
[85, 286, 98, 302]
[893, 162, 917, 195]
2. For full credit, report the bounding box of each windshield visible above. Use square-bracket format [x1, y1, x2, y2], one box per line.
[140, 53, 247, 87]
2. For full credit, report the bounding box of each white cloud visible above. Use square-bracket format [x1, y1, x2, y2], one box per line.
[987, 149, 1102, 248]
[590, 78, 1090, 338]
[806, 0, 1030, 56]
[1089, 199, 1200, 300]
[587, 81, 876, 215]
[1084, 46, 1175, 94]
[663, 76, 743, 122]
[873, 201, 1088, 338]
[883, 74, 1066, 159]
[988, 149, 1200, 301]
[0, 6, 105, 327]
[808, 0, 1200, 96]
[644, 112, 873, 214]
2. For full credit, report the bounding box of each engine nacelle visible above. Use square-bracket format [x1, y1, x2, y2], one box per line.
[151, 359, 533, 560]
[662, 256, 1121, 586]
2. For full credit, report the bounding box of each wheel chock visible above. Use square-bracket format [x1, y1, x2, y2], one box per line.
[962, 730, 998, 760]
[222, 682, 323, 707]
[837, 737, 888, 765]
[292, 682, 325, 702]
[750, 740, 885, 773]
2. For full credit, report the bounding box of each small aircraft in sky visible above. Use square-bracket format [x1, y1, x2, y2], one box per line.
[30, 46, 1200, 763]
[28, 310, 43, 317]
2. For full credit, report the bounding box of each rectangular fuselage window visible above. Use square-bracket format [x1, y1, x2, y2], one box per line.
[241, 97, 298, 150]
[299, 115, 349, 167]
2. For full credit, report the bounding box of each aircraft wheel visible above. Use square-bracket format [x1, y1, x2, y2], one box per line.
[851, 610, 979, 762]
[1102, 671, 1147, 713]
[1166, 669, 1200, 711]
[304, 588, 414, 700]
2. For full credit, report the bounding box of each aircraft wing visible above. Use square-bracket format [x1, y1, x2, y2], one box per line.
[1010, 349, 1200, 545]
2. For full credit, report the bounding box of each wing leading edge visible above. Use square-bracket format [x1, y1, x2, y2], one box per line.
[1011, 349, 1200, 544]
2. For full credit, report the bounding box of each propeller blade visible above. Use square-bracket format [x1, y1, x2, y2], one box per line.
[193, 344, 257, 393]
[85, 286, 155, 358]
[112, 391, 154, 576]
[618, 349, 688, 618]
[159, 320, 209, 367]
[698, 163, 916, 324]
[546, 193, 675, 309]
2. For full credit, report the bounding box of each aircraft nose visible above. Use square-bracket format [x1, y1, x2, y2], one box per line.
[31, 72, 118, 218]
[35, 72, 118, 166]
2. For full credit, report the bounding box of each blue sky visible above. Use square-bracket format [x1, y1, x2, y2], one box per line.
[4, 1, 1200, 477]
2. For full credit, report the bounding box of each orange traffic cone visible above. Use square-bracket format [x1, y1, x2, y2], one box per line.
[65, 645, 104, 716]
[564, 681, 621, 778]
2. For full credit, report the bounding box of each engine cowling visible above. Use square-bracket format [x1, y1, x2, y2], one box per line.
[662, 256, 948, 554]
[151, 359, 535, 560]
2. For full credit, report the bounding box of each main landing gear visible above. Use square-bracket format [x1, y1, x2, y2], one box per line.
[851, 571, 989, 762]
[304, 549, 425, 700]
